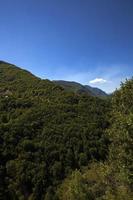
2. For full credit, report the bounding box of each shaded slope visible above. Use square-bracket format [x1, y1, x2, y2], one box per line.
[84, 85, 107, 97]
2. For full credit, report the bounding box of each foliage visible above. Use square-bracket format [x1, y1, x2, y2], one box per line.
[57, 162, 133, 200]
[1, 62, 132, 200]
[57, 78, 133, 200]
[0, 62, 110, 199]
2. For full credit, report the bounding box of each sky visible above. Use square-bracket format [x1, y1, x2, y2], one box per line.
[0, 0, 133, 93]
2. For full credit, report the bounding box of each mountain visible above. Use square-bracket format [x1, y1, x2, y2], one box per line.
[0, 61, 107, 98]
[0, 61, 110, 199]
[0, 61, 132, 200]
[53, 80, 108, 97]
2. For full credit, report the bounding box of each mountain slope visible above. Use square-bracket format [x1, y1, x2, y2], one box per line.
[0, 61, 110, 199]
[53, 80, 92, 95]
[0, 61, 65, 100]
[53, 80, 108, 97]
[84, 85, 107, 97]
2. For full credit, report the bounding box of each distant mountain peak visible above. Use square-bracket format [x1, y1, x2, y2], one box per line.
[53, 80, 108, 98]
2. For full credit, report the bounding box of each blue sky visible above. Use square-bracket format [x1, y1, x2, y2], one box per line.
[0, 0, 133, 92]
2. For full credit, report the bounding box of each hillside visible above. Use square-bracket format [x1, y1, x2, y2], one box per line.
[84, 85, 107, 97]
[0, 61, 61, 96]
[0, 61, 110, 199]
[53, 80, 108, 97]
[1, 61, 132, 200]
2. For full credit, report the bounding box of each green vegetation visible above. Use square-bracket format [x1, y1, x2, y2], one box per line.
[0, 61, 132, 200]
[57, 79, 133, 200]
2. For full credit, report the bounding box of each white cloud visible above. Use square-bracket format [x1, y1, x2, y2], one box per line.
[89, 78, 107, 84]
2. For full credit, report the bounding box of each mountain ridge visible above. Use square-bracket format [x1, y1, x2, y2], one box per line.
[53, 80, 108, 97]
[0, 61, 108, 98]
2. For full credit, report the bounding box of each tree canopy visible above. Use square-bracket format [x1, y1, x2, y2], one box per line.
[0, 62, 132, 200]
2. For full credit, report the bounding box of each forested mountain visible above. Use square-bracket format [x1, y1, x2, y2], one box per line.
[53, 80, 108, 97]
[0, 61, 132, 200]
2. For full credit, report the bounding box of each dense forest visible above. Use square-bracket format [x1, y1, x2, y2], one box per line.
[0, 61, 132, 200]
